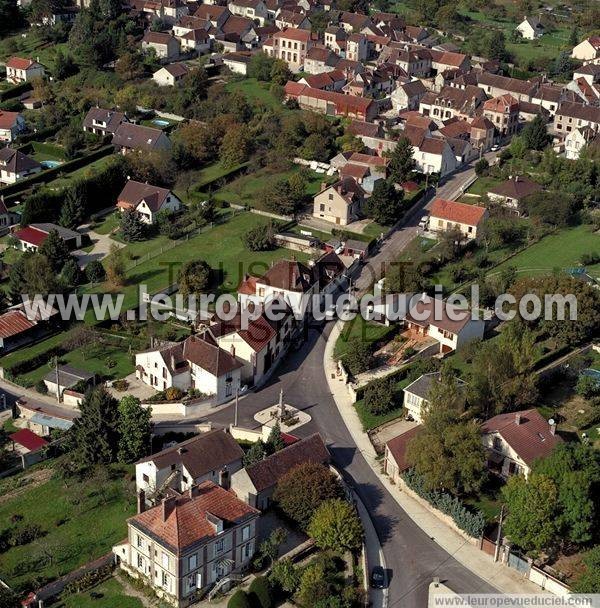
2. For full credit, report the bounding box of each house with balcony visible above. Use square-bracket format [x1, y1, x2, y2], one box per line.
[83, 107, 128, 137]
[116, 179, 182, 224]
[5, 57, 45, 84]
[113, 482, 259, 607]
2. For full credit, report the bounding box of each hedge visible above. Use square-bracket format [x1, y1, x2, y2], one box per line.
[248, 576, 272, 608]
[228, 589, 251, 608]
[402, 468, 486, 538]
[0, 81, 30, 102]
[15, 124, 61, 145]
[4, 345, 67, 377]
[196, 162, 250, 190]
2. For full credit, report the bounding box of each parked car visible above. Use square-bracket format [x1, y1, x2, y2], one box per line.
[418, 215, 429, 229]
[370, 566, 386, 589]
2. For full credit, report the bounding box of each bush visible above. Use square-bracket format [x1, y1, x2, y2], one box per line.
[248, 576, 272, 608]
[402, 469, 485, 537]
[243, 223, 277, 251]
[577, 375, 600, 400]
[165, 387, 184, 401]
[580, 252, 600, 266]
[35, 380, 48, 395]
[341, 338, 374, 376]
[474, 158, 489, 176]
[228, 589, 251, 608]
[85, 259, 106, 283]
[364, 377, 397, 415]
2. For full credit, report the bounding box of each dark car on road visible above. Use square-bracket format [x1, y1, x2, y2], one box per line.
[370, 566, 386, 589]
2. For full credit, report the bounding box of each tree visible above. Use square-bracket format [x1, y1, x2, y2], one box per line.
[0, 587, 19, 608]
[520, 190, 577, 226]
[38, 229, 71, 273]
[86, 259, 106, 284]
[59, 183, 84, 229]
[307, 499, 363, 552]
[61, 258, 81, 286]
[407, 372, 485, 495]
[577, 375, 600, 399]
[243, 440, 266, 466]
[228, 589, 251, 608]
[273, 462, 345, 529]
[115, 51, 144, 81]
[178, 259, 211, 299]
[366, 179, 404, 226]
[0, 0, 22, 36]
[9, 252, 57, 301]
[118, 395, 152, 463]
[258, 528, 287, 567]
[522, 115, 551, 151]
[247, 52, 276, 81]
[69, 387, 120, 465]
[270, 558, 300, 593]
[484, 30, 508, 61]
[295, 561, 331, 607]
[474, 158, 489, 177]
[364, 377, 397, 415]
[243, 223, 276, 251]
[54, 49, 77, 80]
[385, 137, 415, 185]
[220, 124, 251, 168]
[569, 27, 579, 47]
[270, 59, 291, 85]
[502, 473, 559, 554]
[105, 243, 126, 287]
[340, 337, 373, 376]
[248, 576, 272, 608]
[120, 208, 146, 242]
[265, 422, 285, 455]
[573, 546, 600, 593]
[533, 443, 600, 546]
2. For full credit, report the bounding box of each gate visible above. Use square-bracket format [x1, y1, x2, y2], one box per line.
[508, 550, 531, 575]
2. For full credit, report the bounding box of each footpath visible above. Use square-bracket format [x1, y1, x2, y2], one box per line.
[324, 320, 545, 595]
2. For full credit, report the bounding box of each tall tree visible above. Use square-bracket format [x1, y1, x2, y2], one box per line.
[69, 387, 120, 465]
[105, 243, 126, 287]
[307, 499, 363, 552]
[243, 440, 266, 466]
[385, 137, 415, 185]
[9, 252, 57, 301]
[265, 422, 285, 455]
[59, 183, 85, 229]
[366, 179, 404, 226]
[522, 115, 551, 151]
[118, 395, 152, 463]
[38, 230, 71, 273]
[178, 259, 211, 298]
[273, 462, 345, 529]
[120, 207, 146, 242]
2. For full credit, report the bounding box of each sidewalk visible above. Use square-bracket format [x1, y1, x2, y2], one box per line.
[324, 320, 545, 595]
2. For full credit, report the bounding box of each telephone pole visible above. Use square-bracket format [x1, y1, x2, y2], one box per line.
[494, 505, 505, 563]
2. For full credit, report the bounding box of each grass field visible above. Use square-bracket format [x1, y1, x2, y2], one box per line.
[354, 377, 410, 431]
[0, 464, 135, 590]
[0, 30, 68, 72]
[87, 211, 310, 312]
[56, 577, 144, 608]
[49, 155, 116, 190]
[224, 77, 284, 110]
[92, 212, 120, 236]
[334, 314, 395, 360]
[490, 224, 600, 279]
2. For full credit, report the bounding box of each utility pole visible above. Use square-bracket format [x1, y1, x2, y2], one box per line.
[234, 388, 239, 428]
[494, 505, 505, 563]
[53, 356, 60, 403]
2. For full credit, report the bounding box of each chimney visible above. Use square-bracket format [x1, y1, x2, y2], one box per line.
[162, 496, 177, 522]
[515, 412, 522, 425]
[137, 489, 146, 514]
[219, 467, 230, 490]
[321, 182, 327, 191]
[171, 353, 176, 371]
[188, 484, 200, 499]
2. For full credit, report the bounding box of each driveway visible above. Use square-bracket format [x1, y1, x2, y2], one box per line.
[73, 224, 124, 267]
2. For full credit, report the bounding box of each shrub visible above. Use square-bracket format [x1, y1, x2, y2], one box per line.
[577, 375, 600, 400]
[85, 260, 106, 283]
[10, 523, 45, 547]
[35, 380, 48, 395]
[165, 387, 184, 401]
[474, 158, 489, 176]
[248, 576, 272, 608]
[243, 223, 277, 251]
[580, 252, 600, 266]
[402, 469, 486, 538]
[112, 379, 129, 392]
[364, 377, 397, 415]
[228, 589, 251, 608]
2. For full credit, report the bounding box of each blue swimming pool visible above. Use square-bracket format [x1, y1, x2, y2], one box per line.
[582, 369, 600, 382]
[41, 160, 62, 169]
[152, 119, 170, 127]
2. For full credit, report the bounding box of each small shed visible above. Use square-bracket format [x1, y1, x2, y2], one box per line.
[9, 428, 48, 454]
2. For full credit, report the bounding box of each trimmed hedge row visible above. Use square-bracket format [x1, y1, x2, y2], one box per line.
[15, 124, 61, 145]
[4, 345, 67, 378]
[402, 468, 486, 538]
[0, 81, 30, 102]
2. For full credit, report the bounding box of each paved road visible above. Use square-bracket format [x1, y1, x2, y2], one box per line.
[202, 324, 497, 608]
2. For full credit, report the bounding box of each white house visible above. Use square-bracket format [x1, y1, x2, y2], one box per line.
[481, 409, 562, 478]
[228, 0, 268, 25]
[565, 126, 600, 160]
[5, 57, 45, 84]
[116, 180, 182, 224]
[0, 111, 25, 143]
[153, 63, 189, 86]
[0, 147, 41, 184]
[571, 36, 600, 64]
[135, 429, 244, 502]
[427, 198, 488, 240]
[135, 335, 243, 404]
[402, 372, 466, 422]
[516, 16, 544, 40]
[11, 223, 82, 252]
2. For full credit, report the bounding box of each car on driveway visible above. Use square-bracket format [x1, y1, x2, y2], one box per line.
[370, 565, 386, 589]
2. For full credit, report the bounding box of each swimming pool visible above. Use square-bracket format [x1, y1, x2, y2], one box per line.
[582, 369, 600, 382]
[41, 160, 62, 169]
[152, 119, 170, 127]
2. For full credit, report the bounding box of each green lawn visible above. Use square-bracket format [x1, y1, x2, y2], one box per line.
[92, 212, 120, 236]
[27, 141, 67, 162]
[0, 30, 69, 73]
[466, 176, 502, 197]
[49, 155, 116, 190]
[354, 377, 410, 431]
[464, 477, 503, 523]
[224, 77, 284, 110]
[87, 211, 310, 313]
[334, 314, 395, 360]
[490, 224, 600, 279]
[56, 577, 144, 608]
[0, 465, 135, 590]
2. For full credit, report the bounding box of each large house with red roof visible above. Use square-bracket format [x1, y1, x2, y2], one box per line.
[264, 28, 315, 71]
[427, 198, 488, 240]
[571, 35, 600, 64]
[5, 57, 45, 84]
[117, 180, 182, 224]
[113, 481, 260, 606]
[482, 409, 562, 478]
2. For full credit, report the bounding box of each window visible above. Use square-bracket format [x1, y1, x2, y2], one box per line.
[137, 554, 144, 568]
[328, 193, 333, 200]
[493, 436, 502, 451]
[188, 554, 197, 571]
[162, 552, 169, 569]
[215, 538, 225, 553]
[162, 572, 169, 588]
[137, 535, 143, 548]
[243, 542, 252, 558]
[319, 203, 325, 212]
[142, 474, 149, 483]
[241, 525, 251, 541]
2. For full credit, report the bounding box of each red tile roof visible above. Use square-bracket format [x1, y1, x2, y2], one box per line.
[481, 409, 562, 466]
[129, 481, 259, 553]
[274, 27, 311, 42]
[9, 428, 48, 452]
[429, 198, 487, 226]
[386, 425, 422, 472]
[12, 225, 48, 247]
[0, 110, 20, 130]
[0, 310, 36, 339]
[483, 93, 519, 113]
[6, 57, 37, 70]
